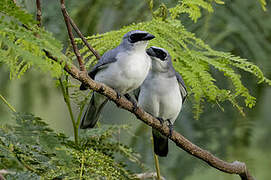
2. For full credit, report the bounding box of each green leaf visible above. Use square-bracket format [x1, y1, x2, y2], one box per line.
[0, 113, 140, 179]
[0, 1, 69, 79]
[258, 0, 267, 11]
[76, 18, 270, 118]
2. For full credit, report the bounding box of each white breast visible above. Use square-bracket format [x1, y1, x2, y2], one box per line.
[138, 74, 182, 124]
[95, 50, 151, 94]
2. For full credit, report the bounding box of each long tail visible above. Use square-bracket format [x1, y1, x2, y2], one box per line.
[152, 128, 168, 157]
[80, 92, 108, 129]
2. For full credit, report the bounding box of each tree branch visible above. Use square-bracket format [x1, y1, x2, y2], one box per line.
[59, 0, 86, 72]
[43, 50, 256, 180]
[36, 0, 42, 27]
[58, 1, 101, 60]
[68, 16, 101, 60]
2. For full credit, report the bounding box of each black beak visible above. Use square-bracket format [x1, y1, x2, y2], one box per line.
[142, 33, 155, 41]
[146, 47, 156, 57]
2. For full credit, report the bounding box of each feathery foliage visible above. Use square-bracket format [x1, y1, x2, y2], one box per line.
[258, 0, 267, 11]
[1, 0, 270, 118]
[0, 112, 139, 179]
[76, 1, 271, 118]
[0, 0, 67, 79]
[169, 0, 216, 22]
[183, 0, 271, 164]
[0, 0, 270, 179]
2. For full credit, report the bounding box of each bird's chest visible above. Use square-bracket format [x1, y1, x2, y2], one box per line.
[117, 53, 150, 78]
[98, 51, 151, 93]
[139, 76, 182, 120]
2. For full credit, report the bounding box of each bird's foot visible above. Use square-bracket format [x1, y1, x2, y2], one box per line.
[124, 94, 138, 112]
[98, 86, 105, 93]
[116, 91, 121, 99]
[156, 117, 164, 125]
[115, 91, 122, 107]
[167, 119, 173, 138]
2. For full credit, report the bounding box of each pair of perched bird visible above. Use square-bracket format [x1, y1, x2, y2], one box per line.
[80, 30, 187, 157]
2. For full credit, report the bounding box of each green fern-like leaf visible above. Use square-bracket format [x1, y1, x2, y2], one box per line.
[0, 113, 139, 179]
[76, 18, 270, 118]
[258, 0, 267, 11]
[0, 0, 68, 79]
[0, 0, 36, 26]
[169, 0, 215, 22]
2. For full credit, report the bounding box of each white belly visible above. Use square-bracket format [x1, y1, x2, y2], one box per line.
[138, 75, 182, 124]
[95, 51, 151, 94]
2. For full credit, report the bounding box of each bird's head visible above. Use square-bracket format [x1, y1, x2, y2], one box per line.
[122, 30, 155, 50]
[146, 46, 172, 72]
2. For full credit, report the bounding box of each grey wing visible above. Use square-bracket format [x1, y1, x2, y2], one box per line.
[133, 87, 141, 101]
[80, 48, 118, 90]
[88, 49, 118, 79]
[175, 71, 187, 103]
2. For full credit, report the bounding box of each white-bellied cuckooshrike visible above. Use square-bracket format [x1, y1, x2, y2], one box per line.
[80, 30, 155, 129]
[136, 46, 187, 157]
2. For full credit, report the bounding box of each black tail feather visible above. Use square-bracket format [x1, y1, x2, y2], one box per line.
[80, 93, 107, 129]
[152, 128, 168, 157]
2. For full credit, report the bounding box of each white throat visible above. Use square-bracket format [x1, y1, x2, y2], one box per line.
[132, 41, 148, 52]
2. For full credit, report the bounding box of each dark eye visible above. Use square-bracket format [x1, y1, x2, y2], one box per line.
[129, 33, 146, 43]
[156, 50, 167, 60]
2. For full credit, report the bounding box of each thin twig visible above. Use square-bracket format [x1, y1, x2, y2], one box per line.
[76, 103, 85, 127]
[15, 154, 36, 173]
[44, 51, 256, 180]
[79, 154, 85, 180]
[59, 0, 86, 72]
[36, 0, 42, 27]
[154, 153, 161, 180]
[68, 16, 101, 60]
[0, 94, 16, 112]
[58, 78, 78, 145]
[0, 173, 5, 180]
[151, 136, 161, 180]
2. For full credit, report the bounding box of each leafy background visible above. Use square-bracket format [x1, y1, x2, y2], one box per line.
[0, 0, 271, 179]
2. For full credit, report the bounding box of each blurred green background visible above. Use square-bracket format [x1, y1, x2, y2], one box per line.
[0, 0, 270, 179]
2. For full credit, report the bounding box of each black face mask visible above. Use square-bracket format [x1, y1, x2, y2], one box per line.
[129, 33, 155, 43]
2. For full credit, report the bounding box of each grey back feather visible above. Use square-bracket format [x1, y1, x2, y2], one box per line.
[175, 71, 187, 102]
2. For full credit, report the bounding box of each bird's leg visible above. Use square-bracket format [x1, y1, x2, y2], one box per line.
[113, 90, 122, 107]
[167, 119, 173, 138]
[124, 93, 138, 111]
[98, 86, 105, 93]
[116, 91, 121, 99]
[156, 117, 164, 125]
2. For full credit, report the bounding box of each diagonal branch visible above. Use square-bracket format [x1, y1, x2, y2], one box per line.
[43, 50, 256, 180]
[58, 1, 101, 60]
[68, 16, 101, 60]
[59, 0, 86, 72]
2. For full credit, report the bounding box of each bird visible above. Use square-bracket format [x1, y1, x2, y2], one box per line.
[136, 46, 187, 157]
[80, 30, 155, 129]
